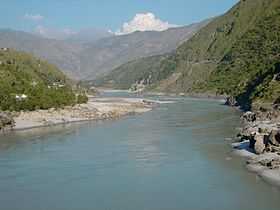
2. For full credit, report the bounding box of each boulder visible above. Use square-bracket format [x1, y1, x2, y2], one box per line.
[268, 129, 280, 146]
[241, 111, 256, 123]
[0, 112, 15, 130]
[254, 134, 269, 154]
[225, 96, 237, 106]
[274, 73, 280, 81]
[259, 158, 280, 169]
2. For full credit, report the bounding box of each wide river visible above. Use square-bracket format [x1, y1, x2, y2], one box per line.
[0, 95, 279, 210]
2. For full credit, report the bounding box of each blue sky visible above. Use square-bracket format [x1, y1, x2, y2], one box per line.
[2, 0, 239, 34]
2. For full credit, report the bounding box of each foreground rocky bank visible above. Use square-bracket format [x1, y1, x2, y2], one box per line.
[0, 97, 156, 132]
[233, 106, 280, 187]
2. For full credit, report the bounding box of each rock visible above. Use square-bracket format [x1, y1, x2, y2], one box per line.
[225, 96, 237, 106]
[142, 100, 154, 106]
[268, 129, 280, 146]
[274, 73, 280, 81]
[0, 112, 15, 130]
[254, 134, 269, 154]
[241, 111, 256, 122]
[249, 134, 256, 149]
[259, 158, 280, 169]
[49, 108, 56, 112]
[270, 145, 280, 153]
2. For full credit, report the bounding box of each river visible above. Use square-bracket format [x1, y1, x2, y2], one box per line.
[0, 95, 279, 210]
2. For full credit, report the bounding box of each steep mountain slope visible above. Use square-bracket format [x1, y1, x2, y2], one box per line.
[170, 0, 280, 109]
[0, 49, 76, 111]
[0, 29, 84, 78]
[79, 20, 210, 79]
[163, 0, 268, 93]
[199, 0, 280, 109]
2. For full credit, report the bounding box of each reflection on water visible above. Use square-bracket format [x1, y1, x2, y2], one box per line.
[0, 97, 279, 210]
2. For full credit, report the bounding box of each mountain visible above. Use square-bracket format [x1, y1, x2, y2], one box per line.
[66, 28, 113, 43]
[92, 53, 175, 89]
[162, 0, 269, 93]
[96, 0, 280, 110]
[34, 27, 113, 43]
[198, 0, 280, 109]
[0, 48, 77, 111]
[79, 20, 210, 79]
[0, 29, 84, 79]
[0, 20, 208, 80]
[170, 0, 280, 109]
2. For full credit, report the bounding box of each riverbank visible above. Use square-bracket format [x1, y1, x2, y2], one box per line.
[2, 97, 157, 132]
[232, 108, 280, 187]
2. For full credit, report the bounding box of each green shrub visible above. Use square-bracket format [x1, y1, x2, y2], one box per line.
[76, 94, 88, 104]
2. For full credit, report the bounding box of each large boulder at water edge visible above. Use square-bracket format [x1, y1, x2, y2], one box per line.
[253, 133, 268, 155]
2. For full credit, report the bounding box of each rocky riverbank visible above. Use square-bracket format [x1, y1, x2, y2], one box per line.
[0, 97, 157, 132]
[232, 107, 280, 187]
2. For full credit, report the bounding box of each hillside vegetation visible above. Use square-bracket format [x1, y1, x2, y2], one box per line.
[164, 0, 269, 92]
[200, 0, 280, 109]
[0, 49, 80, 111]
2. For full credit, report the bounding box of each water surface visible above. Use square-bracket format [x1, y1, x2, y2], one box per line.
[0, 97, 279, 210]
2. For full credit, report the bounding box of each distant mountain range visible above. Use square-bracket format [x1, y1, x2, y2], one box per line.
[65, 28, 113, 44]
[0, 19, 209, 80]
[79, 21, 209, 79]
[0, 29, 83, 79]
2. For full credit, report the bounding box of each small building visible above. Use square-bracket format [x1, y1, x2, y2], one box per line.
[31, 81, 38, 87]
[0, 48, 9, 51]
[15, 94, 28, 101]
[52, 82, 65, 88]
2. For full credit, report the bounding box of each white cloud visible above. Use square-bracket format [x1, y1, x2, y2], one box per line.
[24, 13, 44, 21]
[116, 12, 178, 35]
[35, 25, 77, 40]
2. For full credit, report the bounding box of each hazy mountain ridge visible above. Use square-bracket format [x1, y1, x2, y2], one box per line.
[0, 20, 208, 80]
[0, 29, 84, 79]
[79, 20, 210, 79]
[65, 28, 114, 44]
